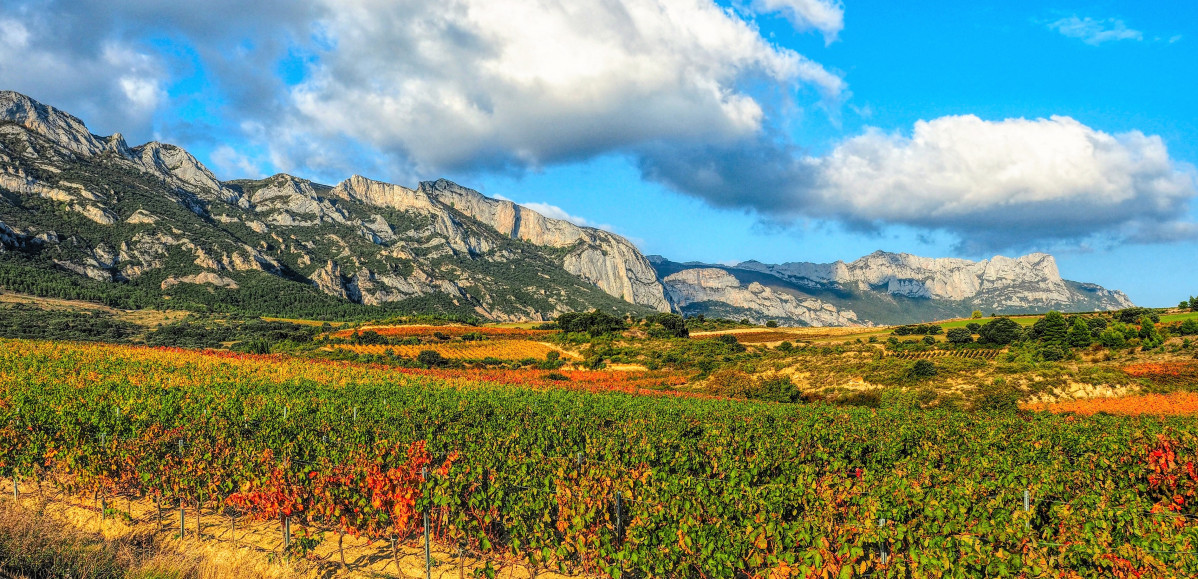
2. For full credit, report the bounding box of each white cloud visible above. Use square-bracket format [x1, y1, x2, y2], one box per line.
[1048, 16, 1142, 45]
[0, 15, 167, 137]
[752, 0, 844, 43]
[640, 115, 1198, 251]
[210, 145, 266, 180]
[518, 201, 613, 231]
[802, 115, 1197, 246]
[285, 0, 844, 175]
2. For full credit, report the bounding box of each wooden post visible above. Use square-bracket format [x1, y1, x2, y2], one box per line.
[424, 466, 431, 579]
[179, 505, 185, 539]
[156, 495, 162, 530]
[283, 516, 291, 550]
[196, 500, 201, 541]
[11, 474, 17, 502]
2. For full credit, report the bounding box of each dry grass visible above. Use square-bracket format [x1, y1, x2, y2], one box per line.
[0, 480, 583, 579]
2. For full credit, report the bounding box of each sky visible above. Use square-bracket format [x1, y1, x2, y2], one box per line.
[0, 0, 1195, 306]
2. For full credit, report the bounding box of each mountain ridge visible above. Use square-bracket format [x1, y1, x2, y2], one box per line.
[0, 90, 1135, 325]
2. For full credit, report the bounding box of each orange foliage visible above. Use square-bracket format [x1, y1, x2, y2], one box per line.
[1027, 392, 1198, 416]
[1122, 362, 1198, 386]
[333, 341, 561, 360]
[331, 325, 555, 339]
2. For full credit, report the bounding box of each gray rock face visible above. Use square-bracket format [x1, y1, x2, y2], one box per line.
[736, 251, 1134, 311]
[418, 179, 670, 312]
[663, 268, 865, 327]
[0, 90, 670, 320]
[0, 91, 105, 157]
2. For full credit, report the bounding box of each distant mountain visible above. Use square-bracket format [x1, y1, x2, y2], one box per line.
[0, 90, 1136, 326]
[649, 251, 1134, 327]
[0, 90, 668, 320]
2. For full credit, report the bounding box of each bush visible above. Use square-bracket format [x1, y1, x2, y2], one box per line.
[977, 318, 1023, 345]
[966, 322, 981, 334]
[556, 310, 627, 336]
[1099, 329, 1127, 348]
[1180, 319, 1198, 335]
[765, 320, 779, 328]
[976, 381, 1020, 413]
[777, 341, 794, 352]
[909, 360, 938, 379]
[1039, 344, 1068, 362]
[644, 313, 689, 338]
[417, 349, 447, 367]
[921, 335, 937, 345]
[946, 328, 974, 344]
[750, 375, 800, 403]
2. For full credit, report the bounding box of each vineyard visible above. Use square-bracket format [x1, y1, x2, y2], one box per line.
[890, 348, 1003, 360]
[331, 325, 557, 340]
[2, 339, 1198, 577]
[332, 341, 568, 361]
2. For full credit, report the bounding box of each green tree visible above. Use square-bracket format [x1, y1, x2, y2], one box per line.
[417, 349, 447, 367]
[1099, 329, 1127, 348]
[977, 317, 1023, 345]
[908, 360, 938, 379]
[1035, 311, 1069, 346]
[946, 328, 974, 344]
[1066, 317, 1092, 348]
[971, 310, 983, 319]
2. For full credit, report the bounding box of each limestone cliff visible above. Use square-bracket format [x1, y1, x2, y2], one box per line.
[0, 90, 665, 320]
[736, 251, 1133, 312]
[663, 268, 865, 327]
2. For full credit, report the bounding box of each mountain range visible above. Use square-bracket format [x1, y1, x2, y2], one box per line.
[0, 91, 1133, 325]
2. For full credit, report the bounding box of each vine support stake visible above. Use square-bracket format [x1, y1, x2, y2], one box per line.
[424, 466, 431, 579]
[179, 505, 185, 540]
[878, 518, 888, 565]
[101, 497, 107, 521]
[156, 495, 162, 530]
[1023, 489, 1030, 530]
[283, 516, 291, 550]
[12, 473, 17, 502]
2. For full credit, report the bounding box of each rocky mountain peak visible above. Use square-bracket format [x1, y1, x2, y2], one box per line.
[0, 90, 105, 157]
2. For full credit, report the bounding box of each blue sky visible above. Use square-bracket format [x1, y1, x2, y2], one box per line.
[1, 0, 1195, 305]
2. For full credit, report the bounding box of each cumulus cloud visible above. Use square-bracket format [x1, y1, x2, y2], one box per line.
[752, 0, 844, 43]
[1, 0, 843, 185]
[1048, 16, 1142, 45]
[0, 0, 316, 141]
[642, 115, 1198, 251]
[286, 0, 844, 175]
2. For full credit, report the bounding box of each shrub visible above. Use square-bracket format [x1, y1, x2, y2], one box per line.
[946, 328, 974, 344]
[417, 349, 447, 367]
[765, 320, 779, 328]
[966, 322, 981, 334]
[750, 375, 801, 403]
[1180, 319, 1198, 335]
[1039, 344, 1068, 362]
[777, 341, 794, 352]
[909, 360, 938, 379]
[556, 310, 627, 336]
[1099, 329, 1127, 348]
[976, 381, 1020, 413]
[977, 317, 1023, 345]
[921, 335, 937, 345]
[971, 310, 983, 319]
